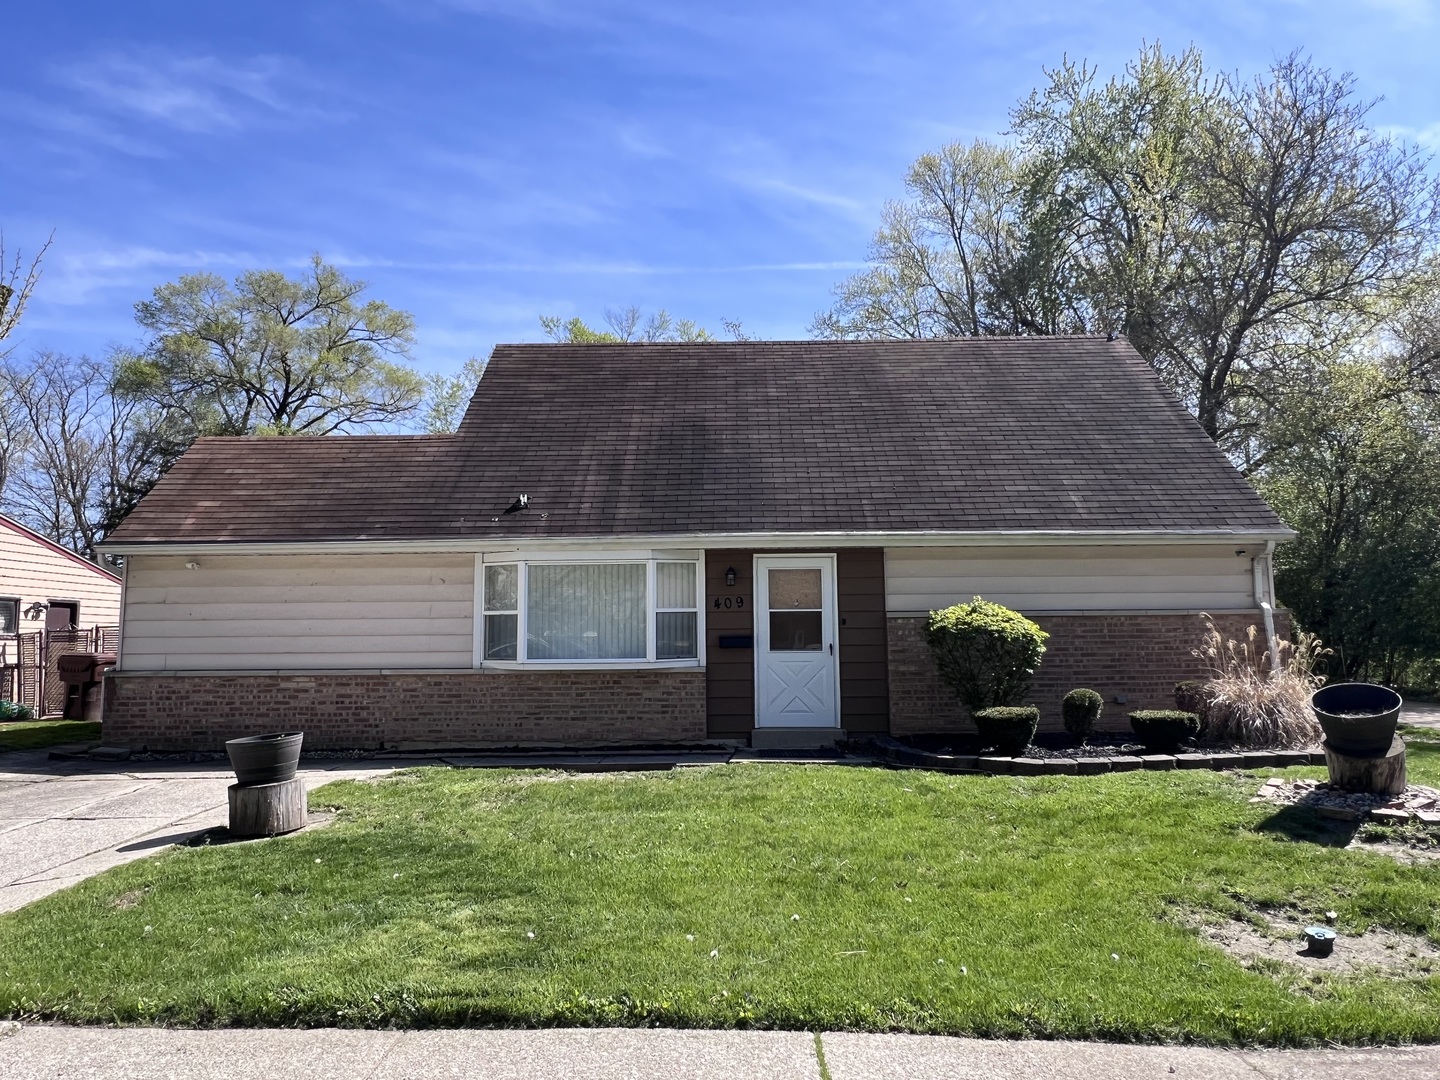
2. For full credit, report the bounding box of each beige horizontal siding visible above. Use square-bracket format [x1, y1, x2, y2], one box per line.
[885, 545, 1257, 615]
[0, 519, 122, 629]
[119, 553, 474, 671]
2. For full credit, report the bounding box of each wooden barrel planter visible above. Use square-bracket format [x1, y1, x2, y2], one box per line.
[225, 732, 306, 837]
[1312, 684, 1406, 796]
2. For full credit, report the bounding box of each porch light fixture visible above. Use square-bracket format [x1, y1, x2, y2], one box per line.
[725, 566, 737, 587]
[23, 601, 47, 620]
[185, 561, 201, 570]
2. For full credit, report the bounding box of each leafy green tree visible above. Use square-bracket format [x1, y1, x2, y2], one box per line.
[419, 356, 488, 433]
[540, 306, 748, 344]
[1258, 362, 1440, 683]
[116, 256, 423, 438]
[816, 46, 1440, 452]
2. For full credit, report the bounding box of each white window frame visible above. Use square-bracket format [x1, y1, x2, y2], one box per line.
[473, 550, 705, 670]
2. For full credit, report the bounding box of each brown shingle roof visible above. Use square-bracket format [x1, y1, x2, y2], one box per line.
[105, 338, 1289, 545]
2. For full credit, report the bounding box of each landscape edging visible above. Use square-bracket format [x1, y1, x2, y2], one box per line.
[863, 737, 1324, 776]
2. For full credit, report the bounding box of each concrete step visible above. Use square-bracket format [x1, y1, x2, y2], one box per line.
[750, 727, 846, 750]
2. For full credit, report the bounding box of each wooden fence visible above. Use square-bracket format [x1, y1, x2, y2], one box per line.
[0, 626, 119, 717]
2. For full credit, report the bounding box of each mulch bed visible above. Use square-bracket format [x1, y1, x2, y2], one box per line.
[898, 730, 1263, 760]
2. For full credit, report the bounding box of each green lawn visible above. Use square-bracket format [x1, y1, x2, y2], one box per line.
[0, 720, 100, 753]
[0, 737, 1437, 1045]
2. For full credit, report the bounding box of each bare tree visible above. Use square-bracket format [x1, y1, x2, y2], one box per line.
[0, 352, 148, 560]
[0, 232, 51, 357]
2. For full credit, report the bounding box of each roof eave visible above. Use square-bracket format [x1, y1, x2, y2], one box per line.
[101, 526, 1297, 557]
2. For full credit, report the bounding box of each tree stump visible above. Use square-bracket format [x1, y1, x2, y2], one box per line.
[1323, 735, 1407, 796]
[228, 778, 307, 837]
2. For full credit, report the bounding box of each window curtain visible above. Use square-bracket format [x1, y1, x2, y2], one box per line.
[527, 563, 647, 660]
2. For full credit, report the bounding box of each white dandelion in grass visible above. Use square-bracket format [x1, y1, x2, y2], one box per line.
[791, 914, 800, 922]
[526, 931, 535, 940]
[686, 934, 695, 941]
[709, 948, 719, 959]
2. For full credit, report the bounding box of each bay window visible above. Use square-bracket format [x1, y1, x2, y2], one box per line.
[479, 554, 701, 665]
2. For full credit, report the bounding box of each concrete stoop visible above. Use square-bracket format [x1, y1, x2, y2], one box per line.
[749, 727, 847, 750]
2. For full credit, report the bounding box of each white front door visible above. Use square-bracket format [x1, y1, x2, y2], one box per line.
[754, 555, 839, 728]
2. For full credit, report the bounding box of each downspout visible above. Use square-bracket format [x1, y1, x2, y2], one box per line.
[1253, 540, 1279, 678]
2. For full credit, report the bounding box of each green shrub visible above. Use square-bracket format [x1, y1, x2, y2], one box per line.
[1174, 680, 1205, 715]
[1129, 710, 1201, 752]
[924, 597, 1048, 715]
[974, 706, 1040, 755]
[1061, 688, 1103, 741]
[0, 700, 20, 722]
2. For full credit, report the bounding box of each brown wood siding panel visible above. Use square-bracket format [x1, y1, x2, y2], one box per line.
[705, 550, 755, 737]
[704, 547, 890, 738]
[837, 548, 889, 733]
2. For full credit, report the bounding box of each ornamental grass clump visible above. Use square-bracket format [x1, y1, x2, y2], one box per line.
[1192, 614, 1328, 749]
[974, 706, 1040, 755]
[1061, 688, 1103, 741]
[924, 597, 1048, 717]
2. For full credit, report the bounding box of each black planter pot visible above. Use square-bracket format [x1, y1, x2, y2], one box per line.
[1310, 683, 1402, 756]
[226, 732, 304, 785]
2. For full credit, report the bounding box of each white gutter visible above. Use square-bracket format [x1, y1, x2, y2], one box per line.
[102, 527, 1296, 558]
[1253, 539, 1280, 678]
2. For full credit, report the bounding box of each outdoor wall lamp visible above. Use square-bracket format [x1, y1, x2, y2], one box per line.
[23, 602, 47, 620]
[725, 566, 737, 587]
[185, 561, 201, 570]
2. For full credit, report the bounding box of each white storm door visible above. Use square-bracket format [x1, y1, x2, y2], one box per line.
[754, 555, 839, 728]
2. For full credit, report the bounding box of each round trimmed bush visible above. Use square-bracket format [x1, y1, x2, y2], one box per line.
[1174, 680, 1206, 715]
[1129, 709, 1201, 752]
[974, 705, 1040, 755]
[924, 597, 1048, 716]
[1061, 688, 1103, 741]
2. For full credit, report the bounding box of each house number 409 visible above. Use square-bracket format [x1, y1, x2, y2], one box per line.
[713, 596, 746, 609]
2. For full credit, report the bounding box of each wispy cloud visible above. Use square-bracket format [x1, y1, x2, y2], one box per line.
[51, 52, 325, 135]
[1378, 121, 1440, 150]
[36, 245, 283, 307]
[0, 92, 166, 157]
[327, 255, 867, 274]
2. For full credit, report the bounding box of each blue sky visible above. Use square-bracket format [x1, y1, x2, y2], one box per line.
[3, 0, 1438, 380]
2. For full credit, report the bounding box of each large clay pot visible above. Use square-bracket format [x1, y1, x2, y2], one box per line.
[1310, 683, 1402, 756]
[225, 732, 304, 785]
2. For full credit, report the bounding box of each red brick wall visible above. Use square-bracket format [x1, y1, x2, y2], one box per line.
[103, 669, 708, 751]
[887, 610, 1292, 735]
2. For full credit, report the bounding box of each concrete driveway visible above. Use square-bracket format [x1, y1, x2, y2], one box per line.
[1404, 698, 1440, 732]
[0, 748, 401, 913]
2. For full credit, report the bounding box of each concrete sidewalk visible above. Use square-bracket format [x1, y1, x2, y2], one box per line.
[2, 1025, 1439, 1079]
[0, 749, 404, 913]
